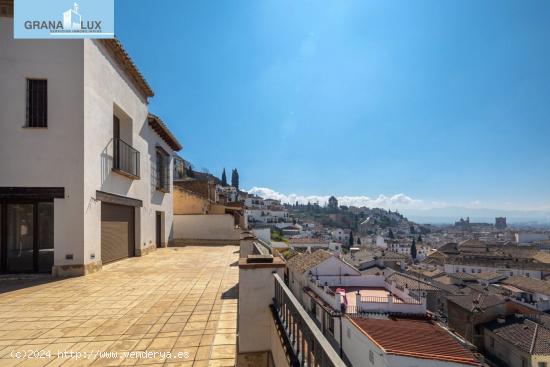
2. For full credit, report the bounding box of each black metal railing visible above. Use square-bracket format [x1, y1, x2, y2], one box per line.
[272, 273, 346, 367]
[113, 138, 140, 178]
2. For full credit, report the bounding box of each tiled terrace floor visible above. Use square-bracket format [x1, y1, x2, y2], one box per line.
[0, 246, 239, 367]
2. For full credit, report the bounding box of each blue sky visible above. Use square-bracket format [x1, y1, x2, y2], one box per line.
[117, 0, 550, 211]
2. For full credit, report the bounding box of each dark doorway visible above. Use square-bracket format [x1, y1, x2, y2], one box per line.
[0, 200, 54, 273]
[156, 211, 162, 248]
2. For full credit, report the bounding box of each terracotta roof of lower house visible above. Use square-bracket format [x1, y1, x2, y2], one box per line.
[484, 316, 550, 355]
[450, 272, 478, 281]
[471, 272, 506, 282]
[348, 316, 479, 365]
[447, 292, 506, 312]
[148, 113, 182, 151]
[99, 39, 154, 99]
[406, 266, 444, 279]
[386, 272, 439, 292]
[286, 249, 334, 274]
[502, 276, 550, 297]
[361, 266, 395, 277]
[289, 238, 329, 245]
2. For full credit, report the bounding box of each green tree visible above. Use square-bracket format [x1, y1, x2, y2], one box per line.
[356, 237, 361, 245]
[388, 229, 394, 239]
[348, 231, 354, 247]
[411, 238, 417, 260]
[417, 234, 423, 242]
[231, 168, 239, 189]
[221, 168, 227, 186]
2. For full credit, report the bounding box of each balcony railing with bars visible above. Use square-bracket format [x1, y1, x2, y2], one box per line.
[272, 273, 346, 367]
[113, 138, 140, 179]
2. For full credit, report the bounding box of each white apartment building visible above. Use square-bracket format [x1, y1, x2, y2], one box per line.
[515, 232, 549, 245]
[244, 196, 265, 209]
[331, 228, 350, 243]
[0, 10, 181, 275]
[387, 241, 431, 260]
[216, 185, 239, 203]
[245, 208, 289, 224]
[286, 250, 479, 367]
[444, 263, 544, 280]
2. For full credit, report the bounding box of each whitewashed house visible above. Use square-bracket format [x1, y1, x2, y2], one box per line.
[331, 228, 350, 243]
[286, 250, 479, 367]
[0, 8, 182, 275]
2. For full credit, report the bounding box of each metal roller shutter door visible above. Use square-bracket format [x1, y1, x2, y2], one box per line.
[101, 203, 135, 264]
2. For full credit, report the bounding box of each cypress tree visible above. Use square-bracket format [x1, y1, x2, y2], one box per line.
[411, 238, 417, 260]
[221, 168, 227, 186]
[231, 169, 239, 189]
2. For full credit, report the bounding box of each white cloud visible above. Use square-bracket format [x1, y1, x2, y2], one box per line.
[246, 187, 422, 209]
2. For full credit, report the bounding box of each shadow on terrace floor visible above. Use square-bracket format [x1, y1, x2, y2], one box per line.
[0, 274, 61, 294]
[222, 283, 239, 299]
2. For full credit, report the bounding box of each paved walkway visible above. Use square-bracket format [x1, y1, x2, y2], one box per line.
[0, 246, 239, 367]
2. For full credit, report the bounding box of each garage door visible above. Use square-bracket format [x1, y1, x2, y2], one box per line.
[101, 203, 135, 264]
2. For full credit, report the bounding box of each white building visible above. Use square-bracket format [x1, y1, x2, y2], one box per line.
[287, 238, 343, 253]
[216, 185, 239, 203]
[0, 12, 182, 275]
[245, 208, 289, 225]
[331, 228, 350, 243]
[515, 232, 549, 245]
[387, 241, 431, 260]
[244, 196, 265, 209]
[286, 250, 479, 367]
[500, 276, 550, 311]
[375, 234, 386, 248]
[444, 263, 545, 280]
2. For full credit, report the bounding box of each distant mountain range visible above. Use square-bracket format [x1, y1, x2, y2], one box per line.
[400, 206, 550, 225]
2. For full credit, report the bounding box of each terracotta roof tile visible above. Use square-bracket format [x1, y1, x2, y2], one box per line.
[386, 272, 439, 292]
[485, 316, 550, 355]
[502, 276, 550, 296]
[286, 249, 334, 274]
[448, 293, 505, 312]
[99, 39, 154, 99]
[289, 238, 328, 245]
[349, 316, 479, 365]
[471, 272, 506, 281]
[147, 113, 182, 151]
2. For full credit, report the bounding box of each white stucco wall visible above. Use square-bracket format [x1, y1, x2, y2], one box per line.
[238, 264, 285, 353]
[309, 256, 361, 277]
[444, 263, 542, 280]
[342, 318, 474, 367]
[0, 17, 86, 266]
[0, 20, 177, 272]
[173, 214, 240, 240]
[82, 40, 174, 266]
[251, 228, 271, 243]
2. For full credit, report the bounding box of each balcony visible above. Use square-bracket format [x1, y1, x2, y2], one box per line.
[272, 273, 346, 367]
[305, 275, 427, 316]
[237, 252, 346, 367]
[112, 138, 140, 179]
